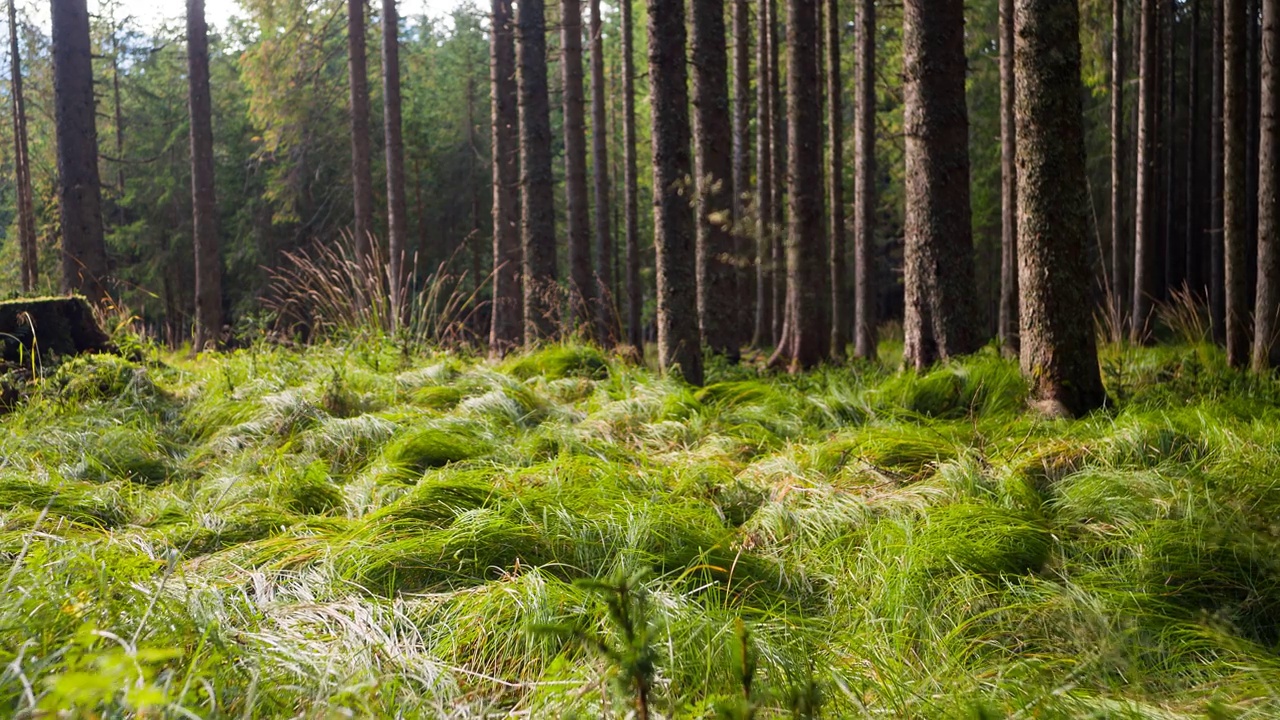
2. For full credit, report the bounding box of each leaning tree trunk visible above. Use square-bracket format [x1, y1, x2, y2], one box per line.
[589, 0, 617, 345]
[188, 0, 223, 350]
[518, 0, 558, 343]
[489, 0, 522, 355]
[562, 0, 594, 337]
[650, 0, 703, 384]
[622, 0, 643, 351]
[999, 0, 1018, 352]
[384, 0, 410, 323]
[1212, 0, 1226, 340]
[347, 0, 375, 264]
[1132, 0, 1157, 342]
[901, 0, 981, 371]
[826, 0, 846, 360]
[1224, 0, 1249, 367]
[1014, 0, 1107, 417]
[752, 0, 775, 349]
[853, 0, 877, 359]
[1111, 0, 1127, 328]
[732, 0, 753, 345]
[8, 0, 36, 293]
[692, 0, 737, 358]
[52, 0, 108, 304]
[1254, 0, 1278, 370]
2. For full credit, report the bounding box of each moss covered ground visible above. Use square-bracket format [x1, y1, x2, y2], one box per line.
[4, 339, 1280, 717]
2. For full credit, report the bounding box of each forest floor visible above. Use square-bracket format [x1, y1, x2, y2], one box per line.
[3, 338, 1280, 717]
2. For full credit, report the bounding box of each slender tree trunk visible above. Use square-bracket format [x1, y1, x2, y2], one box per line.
[770, 0, 786, 345]
[109, 19, 124, 220]
[999, 0, 1018, 352]
[1163, 0, 1182, 296]
[188, 0, 223, 350]
[348, 0, 375, 263]
[1254, 0, 1278, 369]
[1111, 0, 1128, 326]
[853, 0, 877, 359]
[1248, 0, 1261, 305]
[1132, 0, 1157, 342]
[692, 0, 737, 358]
[622, 0, 643, 351]
[901, 0, 980, 371]
[1212, 0, 1226, 340]
[752, 0, 774, 348]
[649, 0, 703, 384]
[589, 0, 617, 345]
[490, 0, 522, 355]
[1187, 0, 1203, 296]
[1015, 0, 1107, 417]
[52, 0, 108, 303]
[384, 0, 410, 323]
[8, 0, 36, 292]
[827, 0, 846, 360]
[1225, 0, 1250, 367]
[562, 0, 594, 336]
[518, 0, 558, 342]
[732, 0, 753, 345]
[769, 0, 824, 371]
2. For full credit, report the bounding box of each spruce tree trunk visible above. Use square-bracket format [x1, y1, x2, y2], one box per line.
[902, 0, 980, 371]
[853, 0, 877, 359]
[8, 0, 36, 293]
[1163, 0, 1181, 296]
[1015, 0, 1107, 417]
[1212, 0, 1226, 340]
[188, 0, 223, 350]
[384, 0, 410, 324]
[589, 0, 617, 345]
[1225, 0, 1249, 367]
[347, 0, 375, 263]
[518, 0, 558, 342]
[52, 0, 108, 304]
[1112, 0, 1128, 325]
[622, 0, 643, 351]
[752, 0, 774, 349]
[1187, 0, 1203, 296]
[770, 0, 786, 346]
[692, 0, 737, 358]
[489, 0, 523, 355]
[649, 0, 703, 384]
[999, 0, 1018, 352]
[562, 0, 594, 336]
[827, 0, 846, 360]
[1248, 0, 1261, 305]
[771, 0, 824, 371]
[1254, 0, 1278, 369]
[1132, 0, 1157, 342]
[732, 0, 753, 345]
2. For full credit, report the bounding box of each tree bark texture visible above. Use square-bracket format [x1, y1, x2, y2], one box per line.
[562, 0, 594, 336]
[827, 0, 846, 360]
[1111, 0, 1127, 325]
[52, 0, 109, 304]
[589, 0, 618, 344]
[622, 0, 643, 351]
[347, 0, 375, 263]
[9, 0, 36, 292]
[188, 0, 224, 350]
[1225, 0, 1249, 366]
[1187, 0, 1203, 296]
[1000, 0, 1019, 352]
[518, 0, 559, 342]
[770, 0, 786, 345]
[1254, 0, 1279, 369]
[649, 0, 703, 384]
[490, 0, 523, 355]
[753, 0, 775, 348]
[1212, 0, 1226, 340]
[853, 0, 877, 359]
[1132, 0, 1158, 342]
[732, 0, 753, 344]
[902, 0, 980, 371]
[384, 0, 410, 322]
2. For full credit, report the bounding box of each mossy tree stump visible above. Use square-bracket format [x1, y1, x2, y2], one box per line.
[0, 296, 112, 362]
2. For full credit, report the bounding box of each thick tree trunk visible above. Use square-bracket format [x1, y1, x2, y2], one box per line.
[827, 0, 846, 360]
[622, 0, 643, 351]
[562, 0, 594, 336]
[384, 0, 410, 323]
[52, 0, 108, 304]
[1015, 0, 1107, 417]
[1111, 0, 1127, 326]
[1132, 0, 1157, 342]
[489, 0, 522, 355]
[999, 0, 1018, 352]
[1212, 0, 1226, 340]
[589, 0, 617, 345]
[901, 0, 980, 371]
[1225, 0, 1249, 367]
[853, 0, 877, 359]
[518, 0, 558, 342]
[692, 0, 737, 358]
[348, 0, 375, 263]
[649, 0, 703, 384]
[1254, 0, 1278, 369]
[8, 0, 36, 292]
[752, 0, 774, 349]
[771, 0, 824, 371]
[188, 0, 223, 350]
[732, 0, 752, 345]
[1187, 0, 1203, 296]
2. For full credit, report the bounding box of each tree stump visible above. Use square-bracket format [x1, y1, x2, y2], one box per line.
[0, 296, 112, 363]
